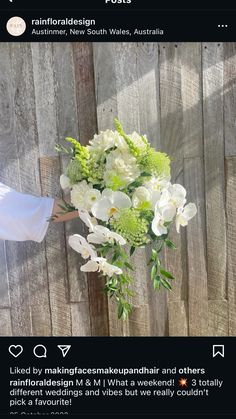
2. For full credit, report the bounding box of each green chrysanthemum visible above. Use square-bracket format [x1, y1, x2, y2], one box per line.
[66, 159, 85, 184]
[139, 148, 170, 177]
[110, 208, 149, 247]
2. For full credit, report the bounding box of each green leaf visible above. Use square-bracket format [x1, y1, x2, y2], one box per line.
[151, 249, 157, 260]
[118, 301, 124, 319]
[153, 276, 161, 290]
[160, 269, 175, 280]
[124, 262, 134, 271]
[140, 171, 152, 177]
[151, 265, 157, 280]
[130, 246, 136, 256]
[160, 277, 172, 290]
[165, 239, 177, 250]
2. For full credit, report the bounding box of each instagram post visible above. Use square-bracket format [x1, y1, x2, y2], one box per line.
[0, 1, 235, 417]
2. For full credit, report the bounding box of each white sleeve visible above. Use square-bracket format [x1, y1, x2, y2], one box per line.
[0, 182, 54, 242]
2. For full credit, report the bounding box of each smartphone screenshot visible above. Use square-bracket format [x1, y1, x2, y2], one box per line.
[0, 0, 235, 417]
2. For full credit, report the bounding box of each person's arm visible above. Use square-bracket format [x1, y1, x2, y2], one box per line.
[0, 182, 78, 242]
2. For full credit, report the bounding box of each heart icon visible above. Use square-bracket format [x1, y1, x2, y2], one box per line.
[9, 345, 23, 358]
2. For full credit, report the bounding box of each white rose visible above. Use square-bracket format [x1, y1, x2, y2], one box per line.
[71, 181, 101, 211]
[88, 130, 123, 155]
[104, 149, 140, 189]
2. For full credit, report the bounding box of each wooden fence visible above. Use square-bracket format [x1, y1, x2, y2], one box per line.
[0, 42, 235, 336]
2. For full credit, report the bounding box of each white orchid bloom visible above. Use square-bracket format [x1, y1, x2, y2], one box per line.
[79, 210, 98, 232]
[68, 234, 97, 259]
[151, 213, 168, 236]
[144, 176, 171, 208]
[168, 184, 187, 208]
[176, 203, 197, 233]
[87, 225, 126, 246]
[155, 184, 187, 217]
[60, 174, 71, 190]
[84, 189, 101, 210]
[81, 257, 122, 277]
[91, 189, 131, 222]
[152, 203, 176, 237]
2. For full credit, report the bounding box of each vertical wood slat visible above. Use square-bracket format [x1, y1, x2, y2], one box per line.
[226, 157, 236, 336]
[52, 43, 91, 339]
[203, 43, 227, 302]
[0, 309, 12, 336]
[0, 43, 32, 336]
[184, 157, 208, 336]
[39, 156, 71, 336]
[224, 43, 236, 157]
[181, 43, 203, 159]
[0, 240, 10, 307]
[6, 43, 52, 336]
[159, 43, 186, 336]
[73, 42, 109, 336]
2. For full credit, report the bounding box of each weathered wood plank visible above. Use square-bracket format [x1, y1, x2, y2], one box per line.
[0, 44, 30, 336]
[32, 43, 73, 336]
[4, 43, 54, 336]
[203, 43, 227, 301]
[226, 157, 236, 335]
[39, 156, 71, 336]
[0, 43, 15, 157]
[136, 43, 160, 146]
[0, 309, 12, 336]
[224, 43, 236, 157]
[52, 42, 90, 310]
[93, 43, 118, 131]
[168, 301, 188, 336]
[164, 167, 187, 303]
[73, 43, 109, 336]
[181, 43, 203, 158]
[159, 43, 183, 160]
[71, 303, 91, 336]
[184, 157, 208, 336]
[208, 300, 228, 336]
[0, 240, 10, 307]
[73, 43, 97, 144]
[11, 43, 52, 336]
[159, 43, 187, 335]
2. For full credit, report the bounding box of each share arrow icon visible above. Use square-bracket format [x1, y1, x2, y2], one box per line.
[57, 345, 71, 358]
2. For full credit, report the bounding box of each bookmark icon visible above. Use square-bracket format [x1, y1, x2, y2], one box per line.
[57, 345, 71, 358]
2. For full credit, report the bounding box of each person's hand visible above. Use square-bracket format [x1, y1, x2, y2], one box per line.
[51, 197, 78, 223]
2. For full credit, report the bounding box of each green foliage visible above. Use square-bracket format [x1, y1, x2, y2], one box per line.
[101, 243, 135, 320]
[148, 240, 175, 292]
[165, 239, 177, 250]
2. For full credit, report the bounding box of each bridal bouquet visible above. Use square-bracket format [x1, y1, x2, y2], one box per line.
[57, 120, 197, 319]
